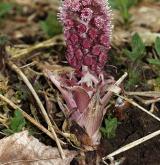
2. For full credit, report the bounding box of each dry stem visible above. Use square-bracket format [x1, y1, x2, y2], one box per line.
[126, 91, 160, 97]
[101, 72, 128, 108]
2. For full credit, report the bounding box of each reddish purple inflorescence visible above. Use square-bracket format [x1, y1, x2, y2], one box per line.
[59, 0, 112, 73]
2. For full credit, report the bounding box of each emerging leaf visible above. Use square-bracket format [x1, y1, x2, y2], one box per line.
[148, 58, 160, 67]
[0, 2, 13, 18]
[3, 110, 26, 135]
[124, 33, 145, 62]
[100, 115, 119, 139]
[155, 37, 160, 56]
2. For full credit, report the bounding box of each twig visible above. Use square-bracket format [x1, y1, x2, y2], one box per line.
[126, 91, 160, 97]
[7, 35, 64, 60]
[143, 98, 160, 105]
[150, 102, 155, 113]
[7, 61, 65, 159]
[0, 94, 65, 145]
[117, 94, 160, 122]
[134, 96, 160, 105]
[102, 129, 160, 163]
[101, 72, 128, 108]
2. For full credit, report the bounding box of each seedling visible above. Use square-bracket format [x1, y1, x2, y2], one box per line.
[155, 37, 160, 56]
[3, 110, 26, 135]
[124, 33, 146, 89]
[0, 2, 13, 18]
[148, 37, 160, 67]
[100, 115, 120, 139]
[109, 0, 138, 24]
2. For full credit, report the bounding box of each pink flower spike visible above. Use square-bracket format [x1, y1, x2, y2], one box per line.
[59, 0, 112, 73]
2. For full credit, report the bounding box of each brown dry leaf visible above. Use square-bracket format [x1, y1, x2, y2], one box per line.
[0, 131, 77, 165]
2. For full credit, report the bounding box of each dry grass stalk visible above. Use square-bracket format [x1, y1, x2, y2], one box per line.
[126, 91, 160, 97]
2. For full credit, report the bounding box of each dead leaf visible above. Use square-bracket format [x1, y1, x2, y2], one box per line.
[0, 131, 77, 165]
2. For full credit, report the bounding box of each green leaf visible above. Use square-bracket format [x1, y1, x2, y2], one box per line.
[109, 0, 137, 10]
[148, 58, 160, 66]
[156, 77, 160, 84]
[155, 37, 160, 56]
[10, 110, 26, 132]
[126, 69, 140, 90]
[0, 35, 8, 45]
[124, 33, 145, 62]
[3, 110, 26, 135]
[101, 116, 119, 139]
[40, 12, 62, 37]
[0, 2, 13, 18]
[108, 0, 138, 23]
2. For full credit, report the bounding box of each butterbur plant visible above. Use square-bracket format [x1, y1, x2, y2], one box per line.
[45, 0, 123, 148]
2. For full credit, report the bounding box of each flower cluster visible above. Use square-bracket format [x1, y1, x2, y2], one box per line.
[58, 0, 112, 73]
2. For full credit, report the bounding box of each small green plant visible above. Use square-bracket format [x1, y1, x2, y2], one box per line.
[147, 37, 160, 89]
[0, 2, 13, 22]
[100, 115, 119, 139]
[155, 37, 160, 56]
[3, 110, 26, 135]
[148, 59, 160, 66]
[148, 37, 160, 67]
[0, 35, 8, 45]
[124, 33, 146, 89]
[40, 12, 62, 37]
[109, 0, 138, 23]
[124, 33, 145, 62]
